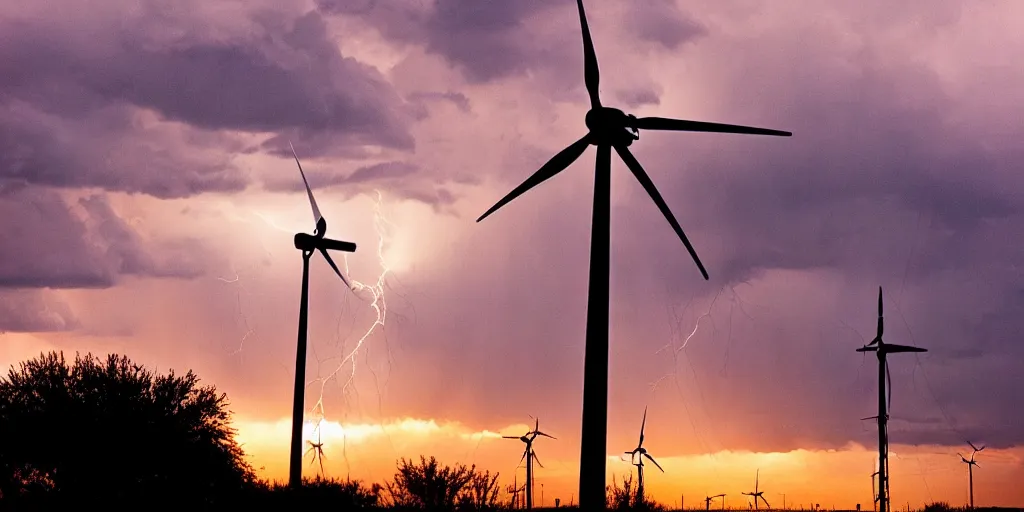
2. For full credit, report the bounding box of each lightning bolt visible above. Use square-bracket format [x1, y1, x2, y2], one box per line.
[305, 190, 397, 475]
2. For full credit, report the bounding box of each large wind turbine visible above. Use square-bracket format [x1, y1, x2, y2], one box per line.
[475, 2, 791, 507]
[856, 287, 926, 512]
[504, 418, 555, 510]
[742, 469, 770, 510]
[623, 407, 663, 504]
[958, 441, 985, 509]
[287, 143, 357, 488]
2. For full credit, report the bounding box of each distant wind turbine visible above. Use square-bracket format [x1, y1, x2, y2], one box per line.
[706, 494, 726, 511]
[958, 441, 985, 509]
[475, 2, 791, 508]
[305, 427, 326, 477]
[287, 142, 357, 488]
[623, 407, 664, 504]
[742, 469, 770, 510]
[508, 474, 526, 509]
[504, 418, 555, 510]
[856, 287, 926, 512]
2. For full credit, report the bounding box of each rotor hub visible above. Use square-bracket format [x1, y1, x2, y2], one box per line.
[585, 107, 639, 146]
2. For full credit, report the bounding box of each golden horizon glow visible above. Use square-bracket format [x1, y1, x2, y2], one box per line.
[233, 416, 1024, 508]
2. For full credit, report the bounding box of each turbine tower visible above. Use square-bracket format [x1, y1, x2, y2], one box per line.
[475, 2, 791, 507]
[504, 418, 555, 510]
[742, 469, 770, 510]
[958, 441, 984, 509]
[856, 287, 927, 512]
[706, 494, 726, 511]
[287, 143, 357, 488]
[623, 407, 664, 504]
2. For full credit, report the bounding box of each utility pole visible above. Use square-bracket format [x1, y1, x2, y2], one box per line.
[857, 287, 926, 512]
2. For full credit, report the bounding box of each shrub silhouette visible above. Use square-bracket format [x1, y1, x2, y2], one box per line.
[606, 473, 665, 511]
[384, 455, 501, 510]
[245, 476, 382, 508]
[0, 351, 255, 507]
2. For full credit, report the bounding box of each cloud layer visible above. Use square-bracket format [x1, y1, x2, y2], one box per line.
[2, 1, 1024, 504]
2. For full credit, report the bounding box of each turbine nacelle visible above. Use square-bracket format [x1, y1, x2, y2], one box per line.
[585, 107, 639, 146]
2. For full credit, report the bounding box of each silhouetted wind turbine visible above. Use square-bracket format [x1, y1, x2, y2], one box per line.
[475, 2, 791, 508]
[706, 494, 726, 511]
[624, 407, 663, 503]
[305, 427, 326, 477]
[856, 287, 926, 512]
[509, 474, 526, 509]
[504, 418, 555, 510]
[958, 441, 985, 509]
[742, 469, 770, 510]
[287, 143, 357, 488]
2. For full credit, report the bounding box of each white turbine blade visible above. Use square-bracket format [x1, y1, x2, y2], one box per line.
[290, 141, 322, 226]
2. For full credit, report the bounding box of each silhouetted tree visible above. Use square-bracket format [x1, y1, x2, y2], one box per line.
[0, 351, 255, 506]
[457, 468, 501, 510]
[385, 455, 501, 510]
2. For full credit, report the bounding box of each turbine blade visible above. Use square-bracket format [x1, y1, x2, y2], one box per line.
[477, 134, 591, 222]
[639, 406, 647, 446]
[533, 452, 544, 468]
[615, 145, 709, 280]
[886, 363, 892, 411]
[967, 440, 980, 452]
[629, 117, 792, 137]
[519, 450, 527, 467]
[761, 496, 771, 509]
[318, 248, 352, 289]
[978, 445, 986, 452]
[644, 453, 664, 473]
[290, 141, 323, 226]
[877, 286, 884, 338]
[575, 0, 601, 108]
[503, 436, 520, 439]
[974, 462, 981, 468]
[755, 469, 759, 492]
[536, 431, 556, 440]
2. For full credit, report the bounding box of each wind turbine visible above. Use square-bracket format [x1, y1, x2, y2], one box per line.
[742, 469, 771, 510]
[623, 407, 664, 504]
[287, 143, 357, 488]
[475, 2, 791, 508]
[305, 427, 327, 477]
[504, 418, 556, 510]
[509, 474, 526, 509]
[958, 441, 985, 509]
[706, 494, 726, 511]
[856, 287, 926, 512]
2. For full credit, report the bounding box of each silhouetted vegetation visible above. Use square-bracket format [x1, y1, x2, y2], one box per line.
[606, 474, 666, 511]
[0, 351, 255, 507]
[383, 455, 501, 510]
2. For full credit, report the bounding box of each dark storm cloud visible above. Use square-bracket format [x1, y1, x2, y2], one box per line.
[0, 3, 416, 197]
[0, 101, 247, 199]
[0, 290, 79, 333]
[0, 188, 213, 289]
[319, 0, 562, 83]
[623, 0, 708, 50]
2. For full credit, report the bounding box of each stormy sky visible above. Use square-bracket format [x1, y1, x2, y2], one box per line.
[1, 0, 1022, 507]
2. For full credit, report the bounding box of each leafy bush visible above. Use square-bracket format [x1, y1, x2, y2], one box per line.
[0, 351, 254, 507]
